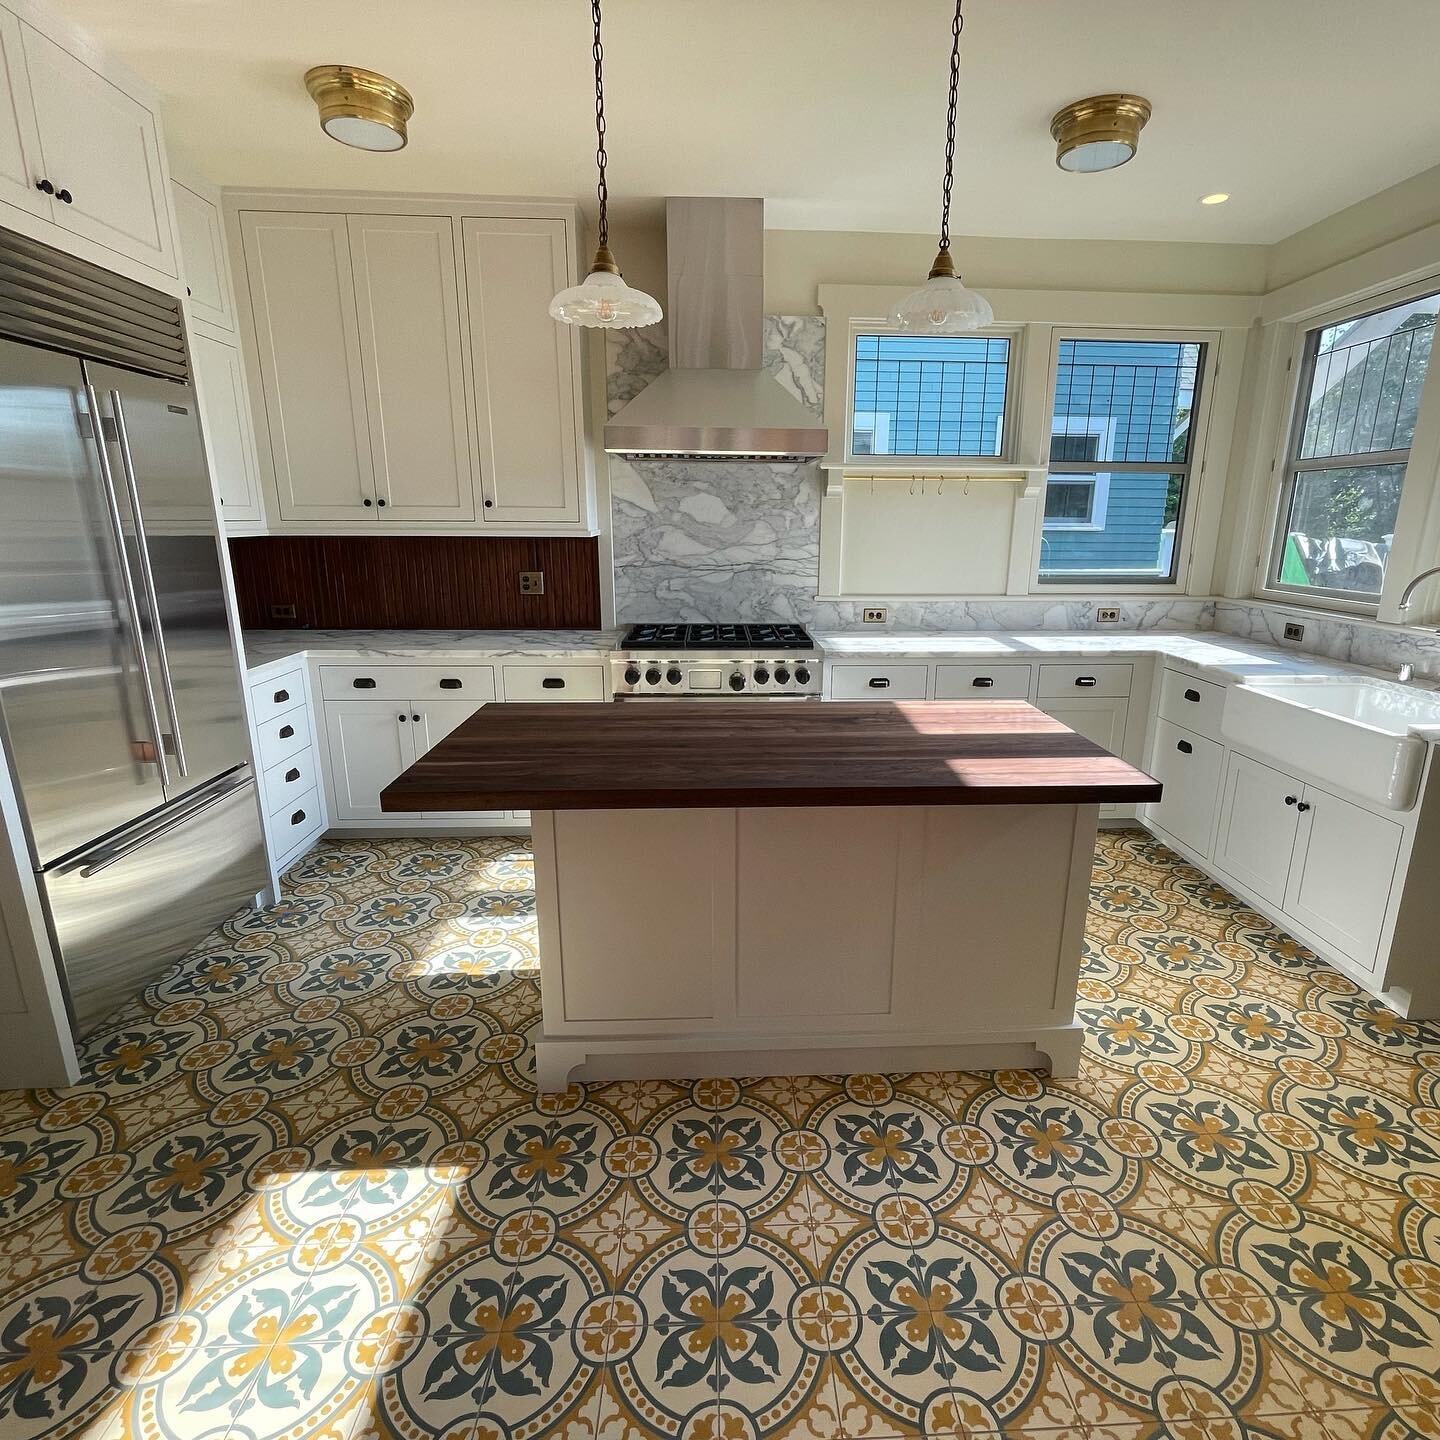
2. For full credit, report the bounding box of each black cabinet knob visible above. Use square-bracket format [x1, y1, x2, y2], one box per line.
[377, 497, 387, 507]
[398, 714, 408, 722]
[363, 497, 373, 507]
[35, 178, 53, 195]
[1284, 795, 1297, 806]
[57, 188, 72, 204]
[484, 499, 494, 508]
[1296, 801, 1312, 813]
[411, 713, 420, 722]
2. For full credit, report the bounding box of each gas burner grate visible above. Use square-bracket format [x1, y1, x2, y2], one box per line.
[621, 623, 815, 651]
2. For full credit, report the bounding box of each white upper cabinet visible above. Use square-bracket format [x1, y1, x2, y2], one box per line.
[462, 216, 585, 527]
[239, 210, 376, 523]
[18, 22, 175, 276]
[0, 10, 44, 218]
[173, 179, 232, 331]
[348, 213, 475, 523]
[191, 331, 262, 526]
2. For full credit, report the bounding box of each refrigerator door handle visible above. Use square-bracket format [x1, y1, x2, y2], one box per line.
[58, 769, 251, 878]
[82, 382, 171, 790]
[107, 387, 188, 778]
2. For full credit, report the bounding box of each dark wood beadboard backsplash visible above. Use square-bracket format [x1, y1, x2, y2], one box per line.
[228, 536, 601, 630]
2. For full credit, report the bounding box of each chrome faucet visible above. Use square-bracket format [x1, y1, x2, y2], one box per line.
[1397, 564, 1440, 613]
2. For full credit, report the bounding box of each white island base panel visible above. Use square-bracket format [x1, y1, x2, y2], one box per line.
[530, 802, 1097, 1092]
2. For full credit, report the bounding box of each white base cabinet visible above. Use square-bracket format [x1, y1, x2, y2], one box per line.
[1146, 718, 1223, 857]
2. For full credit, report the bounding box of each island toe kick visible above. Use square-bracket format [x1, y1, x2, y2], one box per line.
[529, 802, 1097, 1091]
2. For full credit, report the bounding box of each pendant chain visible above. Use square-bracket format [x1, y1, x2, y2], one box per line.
[938, 0, 963, 254]
[592, 0, 609, 248]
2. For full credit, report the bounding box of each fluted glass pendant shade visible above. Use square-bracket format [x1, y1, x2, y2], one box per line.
[549, 246, 662, 329]
[888, 250, 993, 334]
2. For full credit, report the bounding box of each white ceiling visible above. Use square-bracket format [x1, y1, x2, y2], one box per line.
[49, 0, 1440, 245]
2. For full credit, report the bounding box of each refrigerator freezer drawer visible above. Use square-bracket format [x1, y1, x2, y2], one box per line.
[42, 772, 267, 1036]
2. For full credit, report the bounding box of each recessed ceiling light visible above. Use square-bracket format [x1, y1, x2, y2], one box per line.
[1199, 192, 1230, 206]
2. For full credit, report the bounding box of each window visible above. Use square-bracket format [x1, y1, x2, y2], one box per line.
[1270, 292, 1438, 604]
[1040, 338, 1205, 584]
[851, 333, 1010, 458]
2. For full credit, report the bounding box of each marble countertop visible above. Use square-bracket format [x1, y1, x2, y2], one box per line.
[242, 628, 620, 669]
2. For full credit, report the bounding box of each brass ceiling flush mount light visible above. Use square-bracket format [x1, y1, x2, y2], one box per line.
[304, 64, 413, 152]
[549, 0, 661, 329]
[1050, 93, 1151, 173]
[888, 0, 992, 334]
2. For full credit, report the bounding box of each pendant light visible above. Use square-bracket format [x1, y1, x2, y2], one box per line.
[549, 0, 662, 329]
[888, 0, 993, 334]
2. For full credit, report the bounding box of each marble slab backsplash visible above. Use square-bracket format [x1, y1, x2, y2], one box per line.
[1213, 600, 1440, 680]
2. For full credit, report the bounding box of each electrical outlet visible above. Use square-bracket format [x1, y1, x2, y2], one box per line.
[519, 571, 545, 596]
[1096, 607, 1121, 624]
[270, 603, 297, 621]
[863, 607, 888, 624]
[1283, 621, 1305, 642]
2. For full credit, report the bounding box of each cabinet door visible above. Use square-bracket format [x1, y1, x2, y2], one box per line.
[1212, 753, 1300, 907]
[1146, 719, 1223, 857]
[173, 180, 232, 330]
[1037, 697, 1129, 816]
[323, 701, 414, 821]
[20, 24, 175, 275]
[413, 700, 505, 820]
[239, 211, 375, 522]
[1285, 787, 1402, 973]
[348, 214, 475, 522]
[461, 216, 584, 525]
[191, 333, 262, 525]
[0, 11, 45, 218]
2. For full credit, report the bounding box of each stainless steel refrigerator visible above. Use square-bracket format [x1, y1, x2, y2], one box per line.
[0, 228, 266, 1037]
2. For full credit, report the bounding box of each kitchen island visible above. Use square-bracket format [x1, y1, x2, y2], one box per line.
[382, 701, 1160, 1089]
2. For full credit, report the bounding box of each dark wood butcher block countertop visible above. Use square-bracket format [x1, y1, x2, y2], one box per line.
[380, 700, 1162, 811]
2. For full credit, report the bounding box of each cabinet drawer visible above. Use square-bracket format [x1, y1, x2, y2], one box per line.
[1038, 662, 1133, 699]
[1158, 669, 1226, 741]
[254, 705, 309, 769]
[318, 664, 496, 702]
[248, 667, 305, 728]
[933, 663, 1032, 700]
[270, 785, 323, 854]
[1147, 719, 1224, 856]
[262, 750, 317, 817]
[502, 663, 606, 701]
[828, 663, 929, 700]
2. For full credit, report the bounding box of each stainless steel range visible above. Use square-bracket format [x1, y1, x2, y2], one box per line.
[611, 623, 822, 698]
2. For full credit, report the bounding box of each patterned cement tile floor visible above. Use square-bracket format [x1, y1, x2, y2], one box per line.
[0, 831, 1438, 1440]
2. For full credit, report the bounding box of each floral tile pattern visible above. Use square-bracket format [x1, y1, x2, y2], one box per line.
[1, 829, 1438, 1440]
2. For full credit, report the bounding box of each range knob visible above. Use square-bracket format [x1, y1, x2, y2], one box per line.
[753, 666, 769, 684]
[666, 667, 683, 686]
[794, 666, 812, 686]
[773, 666, 790, 685]
[645, 667, 662, 685]
[623, 665, 641, 685]
[728, 671, 746, 691]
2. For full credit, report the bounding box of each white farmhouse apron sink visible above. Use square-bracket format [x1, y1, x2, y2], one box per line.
[1222, 677, 1440, 810]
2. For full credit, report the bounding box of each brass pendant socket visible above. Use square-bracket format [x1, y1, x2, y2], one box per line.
[588, 244, 622, 277]
[304, 64, 414, 148]
[1050, 93, 1152, 171]
[927, 248, 957, 281]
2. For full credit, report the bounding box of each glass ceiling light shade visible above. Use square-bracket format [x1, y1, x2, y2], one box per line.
[1050, 94, 1152, 173]
[888, 0, 992, 335]
[304, 65, 413, 152]
[549, 245, 662, 328]
[550, 0, 662, 331]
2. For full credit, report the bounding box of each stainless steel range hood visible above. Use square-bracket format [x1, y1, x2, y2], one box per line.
[603, 198, 829, 463]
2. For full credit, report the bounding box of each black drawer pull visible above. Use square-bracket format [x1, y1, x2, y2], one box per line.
[284, 767, 300, 783]
[352, 677, 376, 689]
[439, 678, 462, 689]
[290, 808, 306, 825]
[1176, 739, 1193, 754]
[972, 677, 994, 688]
[1075, 676, 1098, 687]
[542, 677, 565, 689]
[1284, 794, 1297, 806]
[277, 724, 294, 739]
[1184, 688, 1201, 703]
[868, 677, 891, 689]
[273, 688, 290, 704]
